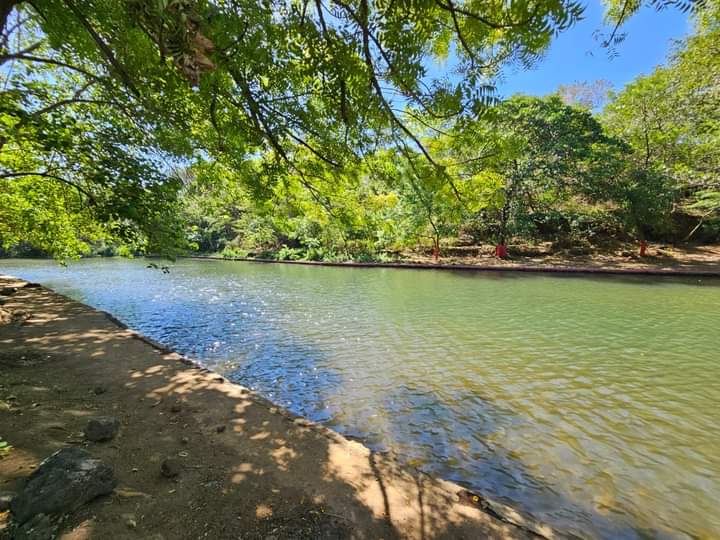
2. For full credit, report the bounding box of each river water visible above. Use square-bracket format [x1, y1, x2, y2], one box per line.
[2, 258, 719, 539]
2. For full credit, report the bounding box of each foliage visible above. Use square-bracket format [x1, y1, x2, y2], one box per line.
[0, 0, 717, 259]
[602, 0, 719, 238]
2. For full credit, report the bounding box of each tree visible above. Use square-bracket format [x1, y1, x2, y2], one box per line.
[459, 95, 626, 248]
[556, 80, 613, 110]
[601, 0, 720, 240]
[1, 0, 587, 257]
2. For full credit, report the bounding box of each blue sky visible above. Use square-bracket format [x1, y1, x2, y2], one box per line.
[495, 1, 692, 98]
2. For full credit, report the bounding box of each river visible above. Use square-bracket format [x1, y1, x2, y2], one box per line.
[2, 257, 719, 539]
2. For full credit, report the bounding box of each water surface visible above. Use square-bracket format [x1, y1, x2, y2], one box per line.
[3, 258, 719, 539]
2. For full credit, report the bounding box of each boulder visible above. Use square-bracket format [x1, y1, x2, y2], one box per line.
[0, 490, 14, 511]
[11, 447, 116, 523]
[13, 513, 55, 540]
[84, 416, 120, 442]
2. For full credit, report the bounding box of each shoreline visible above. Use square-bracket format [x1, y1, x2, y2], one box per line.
[0, 275, 566, 539]
[185, 254, 720, 277]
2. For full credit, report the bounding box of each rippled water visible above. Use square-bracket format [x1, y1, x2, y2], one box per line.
[3, 258, 719, 539]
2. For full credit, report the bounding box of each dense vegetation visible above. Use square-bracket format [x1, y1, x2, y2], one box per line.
[0, 0, 717, 261]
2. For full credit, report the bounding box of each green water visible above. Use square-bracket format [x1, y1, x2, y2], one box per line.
[2, 258, 719, 539]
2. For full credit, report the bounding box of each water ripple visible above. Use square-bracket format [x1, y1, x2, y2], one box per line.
[3, 258, 720, 540]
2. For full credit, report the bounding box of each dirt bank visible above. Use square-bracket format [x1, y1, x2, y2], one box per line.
[403, 243, 720, 274]
[192, 243, 720, 276]
[0, 277, 562, 540]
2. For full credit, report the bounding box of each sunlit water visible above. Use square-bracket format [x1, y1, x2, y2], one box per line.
[2, 258, 719, 539]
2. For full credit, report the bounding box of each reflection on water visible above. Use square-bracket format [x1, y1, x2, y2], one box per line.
[3, 258, 719, 539]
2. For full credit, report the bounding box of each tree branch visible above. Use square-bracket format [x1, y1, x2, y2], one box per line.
[62, 0, 140, 97]
[0, 170, 96, 204]
[4, 53, 105, 81]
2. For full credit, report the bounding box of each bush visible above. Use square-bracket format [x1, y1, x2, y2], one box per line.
[220, 246, 249, 259]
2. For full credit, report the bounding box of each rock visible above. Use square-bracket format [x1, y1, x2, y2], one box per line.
[170, 403, 182, 413]
[160, 458, 181, 478]
[93, 386, 108, 395]
[24, 283, 42, 289]
[10, 447, 117, 523]
[84, 416, 120, 442]
[12, 309, 29, 322]
[14, 513, 55, 540]
[216, 425, 226, 433]
[0, 287, 17, 296]
[0, 308, 29, 325]
[0, 490, 14, 511]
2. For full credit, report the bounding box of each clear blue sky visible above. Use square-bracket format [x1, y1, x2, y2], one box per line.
[495, 1, 692, 98]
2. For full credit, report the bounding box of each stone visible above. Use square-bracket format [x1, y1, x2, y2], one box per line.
[84, 416, 120, 442]
[93, 386, 108, 395]
[10, 447, 116, 523]
[0, 287, 17, 296]
[14, 513, 55, 540]
[160, 458, 181, 478]
[216, 425, 226, 433]
[170, 403, 182, 413]
[0, 490, 14, 511]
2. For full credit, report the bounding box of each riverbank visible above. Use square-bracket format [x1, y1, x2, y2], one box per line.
[0, 276, 560, 540]
[191, 243, 720, 277]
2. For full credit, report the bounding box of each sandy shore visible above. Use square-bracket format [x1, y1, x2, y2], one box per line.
[0, 276, 564, 540]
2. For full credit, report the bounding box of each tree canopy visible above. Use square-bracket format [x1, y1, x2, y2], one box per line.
[0, 0, 716, 258]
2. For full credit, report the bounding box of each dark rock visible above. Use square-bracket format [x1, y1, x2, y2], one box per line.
[24, 283, 42, 289]
[93, 386, 107, 395]
[11, 447, 116, 523]
[12, 309, 29, 323]
[170, 403, 182, 413]
[0, 287, 17, 296]
[0, 490, 14, 511]
[160, 458, 181, 478]
[84, 416, 120, 442]
[14, 513, 55, 540]
[216, 425, 226, 433]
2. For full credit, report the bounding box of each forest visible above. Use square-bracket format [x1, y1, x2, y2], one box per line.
[0, 0, 718, 262]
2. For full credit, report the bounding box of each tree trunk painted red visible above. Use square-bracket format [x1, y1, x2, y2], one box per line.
[639, 240, 647, 257]
[495, 244, 508, 259]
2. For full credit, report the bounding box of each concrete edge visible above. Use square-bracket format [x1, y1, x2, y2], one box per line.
[181, 255, 720, 277]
